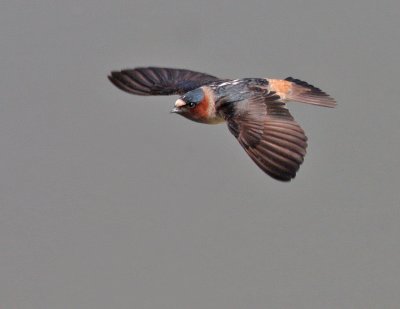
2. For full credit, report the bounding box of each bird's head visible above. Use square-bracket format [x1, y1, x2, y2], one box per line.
[171, 88, 211, 123]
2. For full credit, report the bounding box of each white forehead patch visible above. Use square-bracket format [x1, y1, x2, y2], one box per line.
[174, 99, 186, 107]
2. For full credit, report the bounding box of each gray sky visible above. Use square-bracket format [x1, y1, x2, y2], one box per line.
[1, 0, 399, 308]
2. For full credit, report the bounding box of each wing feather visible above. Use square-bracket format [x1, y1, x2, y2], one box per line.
[223, 95, 308, 181]
[108, 67, 220, 96]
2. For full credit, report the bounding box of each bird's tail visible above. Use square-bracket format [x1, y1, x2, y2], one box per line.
[267, 77, 336, 108]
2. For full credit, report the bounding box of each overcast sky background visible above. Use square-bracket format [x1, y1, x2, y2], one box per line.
[1, 0, 400, 308]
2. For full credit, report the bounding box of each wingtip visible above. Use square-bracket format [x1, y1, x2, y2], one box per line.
[108, 70, 153, 95]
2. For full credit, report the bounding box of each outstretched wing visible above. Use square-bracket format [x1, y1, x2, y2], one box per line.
[222, 94, 308, 181]
[108, 67, 220, 96]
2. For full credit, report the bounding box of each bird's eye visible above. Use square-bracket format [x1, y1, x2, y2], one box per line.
[182, 88, 204, 109]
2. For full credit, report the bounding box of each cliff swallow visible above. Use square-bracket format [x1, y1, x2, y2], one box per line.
[108, 67, 336, 181]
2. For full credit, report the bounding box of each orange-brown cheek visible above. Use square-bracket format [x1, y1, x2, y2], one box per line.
[191, 98, 209, 119]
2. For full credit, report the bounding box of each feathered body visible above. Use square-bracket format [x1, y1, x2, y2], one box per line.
[109, 67, 336, 181]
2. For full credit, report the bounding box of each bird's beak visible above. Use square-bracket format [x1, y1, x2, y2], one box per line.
[171, 99, 186, 113]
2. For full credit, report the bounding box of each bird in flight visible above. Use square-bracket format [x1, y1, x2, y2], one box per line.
[108, 67, 335, 181]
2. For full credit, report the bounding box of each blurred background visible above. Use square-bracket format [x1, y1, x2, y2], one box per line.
[1, 0, 399, 308]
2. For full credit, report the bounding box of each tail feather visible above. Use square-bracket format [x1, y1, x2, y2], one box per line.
[284, 77, 336, 108]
